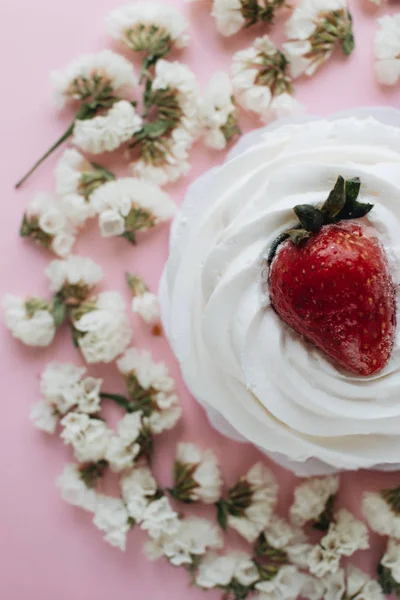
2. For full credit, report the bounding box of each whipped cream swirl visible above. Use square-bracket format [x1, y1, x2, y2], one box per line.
[160, 109, 400, 473]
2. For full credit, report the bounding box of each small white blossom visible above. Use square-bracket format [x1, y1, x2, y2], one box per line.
[132, 293, 160, 325]
[290, 475, 339, 527]
[106, 3, 190, 52]
[175, 443, 223, 503]
[148, 517, 223, 566]
[56, 463, 97, 512]
[73, 101, 142, 154]
[227, 462, 278, 543]
[374, 15, 400, 86]
[51, 50, 137, 109]
[55, 149, 92, 197]
[60, 412, 110, 463]
[283, 0, 354, 78]
[141, 496, 180, 541]
[93, 495, 130, 551]
[301, 575, 326, 600]
[30, 400, 58, 433]
[90, 177, 176, 238]
[77, 377, 102, 414]
[286, 543, 314, 569]
[72, 291, 132, 364]
[60, 194, 96, 228]
[322, 509, 369, 557]
[255, 566, 305, 600]
[40, 362, 102, 415]
[22, 192, 77, 257]
[263, 516, 306, 550]
[2, 294, 56, 347]
[381, 538, 400, 584]
[117, 348, 175, 393]
[145, 400, 182, 434]
[45, 255, 103, 295]
[105, 412, 143, 473]
[211, 0, 246, 37]
[199, 72, 239, 150]
[308, 545, 341, 579]
[324, 566, 384, 600]
[231, 36, 302, 123]
[196, 551, 259, 589]
[363, 491, 400, 539]
[131, 127, 193, 186]
[121, 467, 158, 522]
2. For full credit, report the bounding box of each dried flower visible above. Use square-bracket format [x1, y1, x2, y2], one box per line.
[212, 0, 287, 37]
[308, 545, 341, 578]
[231, 36, 302, 123]
[283, 0, 355, 78]
[2, 294, 56, 347]
[322, 509, 369, 557]
[90, 177, 175, 242]
[196, 551, 259, 590]
[56, 463, 98, 512]
[106, 3, 190, 68]
[255, 566, 305, 600]
[20, 193, 77, 257]
[374, 15, 400, 86]
[30, 401, 59, 434]
[51, 49, 137, 110]
[71, 291, 132, 364]
[141, 496, 180, 541]
[217, 462, 278, 542]
[93, 495, 131, 550]
[290, 475, 339, 528]
[325, 565, 384, 600]
[45, 256, 103, 306]
[199, 72, 240, 150]
[126, 273, 161, 329]
[60, 411, 110, 463]
[363, 488, 400, 539]
[73, 100, 142, 154]
[105, 412, 143, 473]
[121, 467, 158, 522]
[170, 443, 223, 504]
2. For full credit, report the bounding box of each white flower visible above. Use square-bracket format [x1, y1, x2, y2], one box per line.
[374, 15, 400, 86]
[382, 538, 400, 584]
[141, 496, 180, 540]
[30, 400, 58, 433]
[73, 291, 132, 364]
[363, 492, 400, 539]
[323, 569, 345, 600]
[131, 126, 192, 186]
[132, 292, 160, 325]
[73, 101, 142, 155]
[145, 400, 182, 434]
[255, 566, 305, 600]
[301, 575, 325, 600]
[55, 149, 91, 197]
[283, 0, 354, 78]
[45, 255, 103, 295]
[322, 509, 369, 557]
[196, 551, 259, 589]
[227, 462, 278, 543]
[105, 412, 143, 473]
[51, 49, 137, 109]
[60, 412, 110, 462]
[91, 177, 176, 238]
[286, 543, 314, 568]
[77, 377, 102, 414]
[324, 566, 385, 600]
[106, 3, 190, 52]
[175, 443, 223, 503]
[2, 294, 55, 347]
[60, 194, 96, 228]
[264, 517, 306, 550]
[23, 192, 77, 256]
[211, 0, 246, 37]
[290, 476, 339, 527]
[121, 467, 157, 522]
[56, 463, 97, 512]
[40, 362, 87, 413]
[231, 36, 301, 123]
[93, 495, 130, 551]
[199, 72, 239, 150]
[308, 545, 340, 579]
[156, 517, 223, 566]
[117, 348, 175, 392]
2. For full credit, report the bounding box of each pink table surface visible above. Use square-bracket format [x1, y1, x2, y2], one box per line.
[1, 1, 400, 598]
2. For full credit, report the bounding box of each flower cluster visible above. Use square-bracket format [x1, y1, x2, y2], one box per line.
[126, 273, 161, 332]
[232, 36, 302, 123]
[374, 14, 400, 86]
[170, 443, 223, 504]
[283, 0, 355, 78]
[45, 255, 104, 305]
[363, 486, 400, 539]
[290, 475, 339, 528]
[116, 347, 182, 434]
[90, 177, 176, 241]
[199, 72, 241, 150]
[211, 0, 288, 37]
[216, 463, 278, 542]
[2, 294, 57, 347]
[324, 565, 385, 600]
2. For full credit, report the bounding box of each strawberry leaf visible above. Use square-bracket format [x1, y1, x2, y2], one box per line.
[321, 176, 346, 220]
[345, 177, 361, 203]
[288, 228, 311, 246]
[294, 204, 324, 232]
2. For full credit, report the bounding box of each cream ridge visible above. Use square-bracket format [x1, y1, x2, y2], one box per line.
[160, 108, 400, 474]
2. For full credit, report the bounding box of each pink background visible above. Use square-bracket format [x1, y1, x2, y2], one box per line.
[1, 0, 400, 598]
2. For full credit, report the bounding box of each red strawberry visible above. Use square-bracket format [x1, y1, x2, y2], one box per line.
[269, 221, 396, 376]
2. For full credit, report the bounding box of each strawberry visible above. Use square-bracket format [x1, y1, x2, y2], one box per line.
[268, 177, 396, 376]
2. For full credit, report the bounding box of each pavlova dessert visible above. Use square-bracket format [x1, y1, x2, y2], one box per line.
[160, 108, 400, 476]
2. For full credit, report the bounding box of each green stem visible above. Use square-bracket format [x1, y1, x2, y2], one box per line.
[15, 123, 74, 188]
[100, 392, 134, 412]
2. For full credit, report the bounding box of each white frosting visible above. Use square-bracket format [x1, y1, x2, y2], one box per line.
[160, 109, 400, 472]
